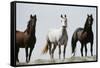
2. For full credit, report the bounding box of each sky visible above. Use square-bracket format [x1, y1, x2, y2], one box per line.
[16, 3, 97, 62]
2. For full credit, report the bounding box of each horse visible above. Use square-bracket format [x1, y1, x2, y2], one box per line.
[16, 14, 37, 63]
[42, 14, 68, 60]
[71, 14, 94, 57]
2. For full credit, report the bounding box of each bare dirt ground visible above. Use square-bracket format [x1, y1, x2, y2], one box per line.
[16, 55, 97, 66]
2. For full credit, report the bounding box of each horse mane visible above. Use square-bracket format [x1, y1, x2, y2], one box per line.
[83, 16, 93, 32]
[24, 20, 31, 34]
[84, 18, 89, 30]
[24, 16, 36, 36]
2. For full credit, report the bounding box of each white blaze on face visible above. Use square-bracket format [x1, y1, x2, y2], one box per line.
[88, 17, 91, 25]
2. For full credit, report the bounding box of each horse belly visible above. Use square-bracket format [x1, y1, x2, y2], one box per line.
[48, 30, 62, 43]
[78, 31, 89, 43]
[17, 41, 25, 48]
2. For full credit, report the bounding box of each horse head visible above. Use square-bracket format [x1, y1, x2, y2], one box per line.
[85, 14, 93, 29]
[61, 14, 67, 28]
[84, 14, 93, 31]
[29, 14, 37, 28]
[26, 14, 37, 34]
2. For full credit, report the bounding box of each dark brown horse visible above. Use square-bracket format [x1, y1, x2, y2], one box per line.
[16, 14, 37, 63]
[71, 14, 94, 56]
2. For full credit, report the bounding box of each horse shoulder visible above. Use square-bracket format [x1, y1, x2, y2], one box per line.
[47, 29, 62, 42]
[16, 32, 24, 40]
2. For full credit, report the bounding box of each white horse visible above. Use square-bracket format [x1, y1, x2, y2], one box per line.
[42, 14, 68, 60]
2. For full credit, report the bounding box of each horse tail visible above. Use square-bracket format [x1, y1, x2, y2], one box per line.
[71, 30, 78, 55]
[42, 41, 49, 54]
[72, 36, 76, 53]
[71, 28, 83, 56]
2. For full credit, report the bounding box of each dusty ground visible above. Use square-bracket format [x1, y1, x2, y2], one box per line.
[16, 56, 97, 65]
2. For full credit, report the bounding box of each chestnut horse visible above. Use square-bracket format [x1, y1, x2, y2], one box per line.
[71, 14, 94, 56]
[16, 14, 37, 63]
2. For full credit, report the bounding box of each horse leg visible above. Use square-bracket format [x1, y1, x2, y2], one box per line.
[51, 44, 57, 59]
[25, 47, 28, 63]
[85, 44, 87, 56]
[48, 43, 52, 59]
[63, 44, 67, 60]
[81, 43, 84, 56]
[90, 42, 93, 56]
[16, 46, 19, 62]
[28, 47, 34, 62]
[58, 44, 61, 59]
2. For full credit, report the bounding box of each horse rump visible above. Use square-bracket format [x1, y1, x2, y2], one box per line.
[71, 28, 83, 56]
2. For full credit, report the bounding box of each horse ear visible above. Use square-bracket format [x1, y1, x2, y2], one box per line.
[87, 14, 89, 17]
[61, 14, 63, 18]
[34, 14, 36, 17]
[30, 14, 33, 19]
[90, 14, 92, 17]
[65, 14, 66, 18]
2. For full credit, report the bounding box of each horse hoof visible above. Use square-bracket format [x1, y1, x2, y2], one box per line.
[16, 60, 19, 63]
[16, 59, 19, 63]
[72, 53, 75, 57]
[26, 60, 30, 63]
[26, 61, 29, 63]
[62, 59, 65, 61]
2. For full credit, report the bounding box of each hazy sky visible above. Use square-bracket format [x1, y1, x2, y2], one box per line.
[16, 3, 96, 62]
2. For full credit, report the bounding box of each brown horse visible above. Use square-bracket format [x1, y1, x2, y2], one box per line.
[71, 14, 94, 57]
[16, 14, 37, 63]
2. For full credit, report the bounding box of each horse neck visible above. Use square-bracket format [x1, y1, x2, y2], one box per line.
[83, 26, 92, 33]
[25, 26, 36, 37]
[83, 19, 93, 32]
[30, 27, 36, 37]
[62, 27, 67, 35]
